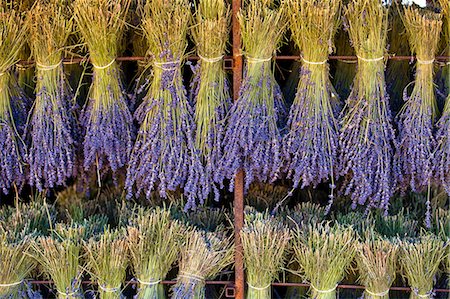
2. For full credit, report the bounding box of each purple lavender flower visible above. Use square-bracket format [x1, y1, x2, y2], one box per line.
[339, 64, 396, 215]
[127, 56, 207, 210]
[0, 74, 28, 195]
[222, 60, 285, 191]
[82, 65, 134, 182]
[189, 61, 231, 201]
[433, 108, 450, 195]
[27, 66, 78, 191]
[283, 64, 340, 203]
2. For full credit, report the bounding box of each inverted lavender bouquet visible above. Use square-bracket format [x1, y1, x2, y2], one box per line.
[339, 0, 395, 214]
[0, 8, 28, 194]
[434, 0, 450, 195]
[283, 0, 341, 210]
[222, 0, 286, 191]
[126, 0, 207, 209]
[190, 0, 231, 200]
[27, 2, 78, 191]
[74, 0, 134, 184]
[395, 7, 442, 196]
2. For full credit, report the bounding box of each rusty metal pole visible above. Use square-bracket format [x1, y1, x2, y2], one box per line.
[232, 0, 244, 296]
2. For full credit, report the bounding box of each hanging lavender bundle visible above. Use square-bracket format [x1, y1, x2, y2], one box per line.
[126, 0, 206, 209]
[283, 0, 341, 209]
[395, 8, 442, 195]
[433, 0, 450, 195]
[27, 1, 78, 191]
[74, 0, 133, 183]
[222, 0, 286, 191]
[0, 8, 28, 195]
[339, 0, 395, 214]
[190, 0, 231, 200]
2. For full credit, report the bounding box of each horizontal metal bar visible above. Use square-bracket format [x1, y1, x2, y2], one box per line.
[28, 280, 449, 293]
[271, 282, 450, 293]
[29, 280, 233, 286]
[15, 55, 450, 65]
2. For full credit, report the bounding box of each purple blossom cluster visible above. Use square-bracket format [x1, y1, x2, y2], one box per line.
[283, 65, 340, 199]
[171, 279, 204, 299]
[126, 54, 207, 210]
[189, 62, 231, 201]
[0, 76, 28, 194]
[82, 66, 134, 181]
[433, 111, 450, 195]
[339, 69, 396, 214]
[395, 94, 436, 193]
[27, 67, 78, 191]
[222, 60, 285, 191]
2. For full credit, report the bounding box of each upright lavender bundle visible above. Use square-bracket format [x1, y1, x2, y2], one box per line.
[222, 0, 286, 191]
[126, 0, 206, 209]
[433, 0, 450, 195]
[283, 0, 341, 209]
[395, 7, 442, 194]
[339, 0, 395, 214]
[0, 8, 28, 194]
[27, 2, 78, 191]
[190, 0, 231, 200]
[74, 0, 133, 183]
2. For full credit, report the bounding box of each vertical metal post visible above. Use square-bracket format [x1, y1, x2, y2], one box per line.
[232, 0, 244, 297]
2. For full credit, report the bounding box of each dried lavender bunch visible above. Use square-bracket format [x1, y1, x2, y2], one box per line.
[27, 1, 78, 191]
[283, 0, 341, 210]
[222, 0, 286, 191]
[126, 0, 207, 209]
[190, 0, 231, 201]
[74, 0, 134, 183]
[0, 7, 28, 195]
[171, 229, 234, 299]
[433, 0, 450, 195]
[395, 7, 442, 194]
[339, 0, 395, 214]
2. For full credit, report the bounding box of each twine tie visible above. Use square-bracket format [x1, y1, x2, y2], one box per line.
[154, 60, 181, 71]
[56, 289, 78, 297]
[198, 54, 223, 63]
[357, 55, 384, 62]
[98, 284, 121, 293]
[416, 58, 435, 65]
[310, 283, 338, 294]
[0, 280, 23, 288]
[366, 288, 390, 297]
[36, 60, 63, 71]
[301, 56, 327, 65]
[247, 282, 271, 291]
[178, 272, 205, 282]
[413, 288, 434, 298]
[92, 59, 115, 70]
[136, 278, 162, 286]
[246, 56, 272, 63]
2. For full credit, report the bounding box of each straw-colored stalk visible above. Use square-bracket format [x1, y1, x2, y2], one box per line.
[190, 0, 231, 199]
[430, 208, 450, 289]
[74, 0, 133, 179]
[241, 212, 290, 299]
[400, 236, 447, 299]
[172, 230, 234, 299]
[356, 236, 399, 299]
[395, 6, 442, 195]
[28, 225, 85, 299]
[283, 0, 341, 210]
[0, 236, 36, 298]
[85, 229, 128, 299]
[373, 211, 418, 238]
[292, 223, 355, 299]
[127, 207, 186, 299]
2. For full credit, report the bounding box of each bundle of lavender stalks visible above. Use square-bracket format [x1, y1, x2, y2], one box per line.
[190, 0, 231, 201]
[27, 0, 78, 191]
[339, 0, 395, 214]
[126, 0, 206, 209]
[0, 6, 28, 195]
[395, 6, 442, 207]
[283, 0, 341, 211]
[75, 0, 134, 184]
[222, 0, 286, 191]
